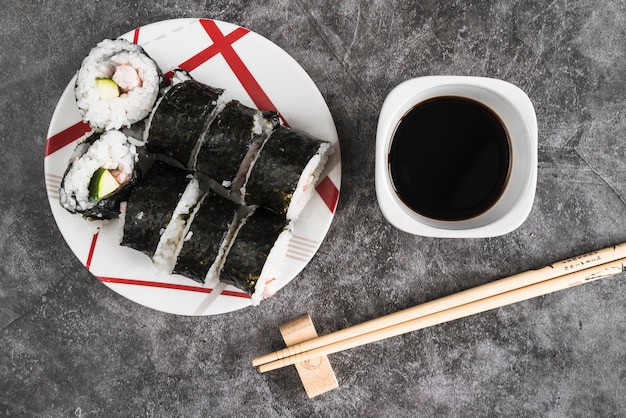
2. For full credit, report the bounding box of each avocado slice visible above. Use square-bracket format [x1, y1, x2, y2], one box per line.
[89, 168, 120, 201]
[95, 78, 121, 99]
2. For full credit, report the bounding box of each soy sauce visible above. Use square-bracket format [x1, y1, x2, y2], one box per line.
[389, 97, 511, 221]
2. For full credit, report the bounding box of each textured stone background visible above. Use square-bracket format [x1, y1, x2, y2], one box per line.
[2, 1, 626, 416]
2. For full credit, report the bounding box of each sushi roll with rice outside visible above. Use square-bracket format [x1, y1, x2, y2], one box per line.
[75, 38, 162, 131]
[59, 130, 139, 220]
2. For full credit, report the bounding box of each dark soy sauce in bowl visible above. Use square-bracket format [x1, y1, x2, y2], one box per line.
[389, 96, 511, 221]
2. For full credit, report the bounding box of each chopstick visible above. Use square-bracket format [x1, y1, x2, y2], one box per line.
[253, 243, 626, 373]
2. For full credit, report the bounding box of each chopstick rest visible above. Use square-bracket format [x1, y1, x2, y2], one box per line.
[278, 314, 338, 398]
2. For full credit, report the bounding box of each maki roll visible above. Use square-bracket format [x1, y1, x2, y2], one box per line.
[75, 38, 163, 131]
[220, 207, 292, 305]
[245, 126, 332, 220]
[145, 72, 223, 169]
[195, 100, 279, 188]
[173, 190, 241, 284]
[59, 130, 139, 220]
[121, 161, 203, 269]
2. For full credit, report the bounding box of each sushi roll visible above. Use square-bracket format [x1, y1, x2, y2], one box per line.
[75, 38, 163, 131]
[59, 130, 139, 220]
[145, 73, 224, 169]
[244, 126, 332, 220]
[195, 100, 279, 189]
[220, 207, 292, 305]
[172, 190, 241, 284]
[121, 161, 203, 267]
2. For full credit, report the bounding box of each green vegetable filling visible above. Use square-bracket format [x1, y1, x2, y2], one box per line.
[89, 168, 121, 201]
[95, 78, 121, 99]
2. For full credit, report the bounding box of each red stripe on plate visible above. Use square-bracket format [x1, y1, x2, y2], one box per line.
[45, 121, 91, 157]
[316, 176, 339, 213]
[176, 23, 249, 74]
[199, 19, 281, 116]
[97, 276, 251, 299]
[133, 27, 140, 44]
[163, 70, 175, 83]
[86, 231, 99, 269]
[163, 19, 289, 125]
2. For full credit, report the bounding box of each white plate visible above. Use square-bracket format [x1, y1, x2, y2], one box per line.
[44, 18, 341, 315]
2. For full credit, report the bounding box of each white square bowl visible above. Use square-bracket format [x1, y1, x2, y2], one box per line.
[375, 76, 538, 238]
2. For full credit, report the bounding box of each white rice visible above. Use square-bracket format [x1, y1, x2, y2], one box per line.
[286, 141, 332, 221]
[227, 110, 277, 194]
[75, 38, 161, 131]
[250, 221, 293, 306]
[59, 130, 137, 212]
[252, 111, 277, 137]
[170, 69, 193, 85]
[152, 178, 204, 274]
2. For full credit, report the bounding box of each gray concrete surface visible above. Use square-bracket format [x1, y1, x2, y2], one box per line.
[2, 1, 626, 416]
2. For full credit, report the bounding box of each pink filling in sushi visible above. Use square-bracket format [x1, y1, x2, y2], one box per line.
[112, 64, 143, 92]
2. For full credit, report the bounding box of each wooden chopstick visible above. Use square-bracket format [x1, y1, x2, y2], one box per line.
[257, 257, 626, 373]
[253, 243, 626, 373]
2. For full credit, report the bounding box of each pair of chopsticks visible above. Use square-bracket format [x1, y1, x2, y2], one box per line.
[253, 243, 626, 373]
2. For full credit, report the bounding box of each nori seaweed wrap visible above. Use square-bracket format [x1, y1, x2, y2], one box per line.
[244, 126, 331, 220]
[220, 207, 292, 305]
[173, 190, 241, 283]
[145, 76, 223, 169]
[121, 161, 196, 257]
[59, 130, 140, 220]
[195, 100, 279, 188]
